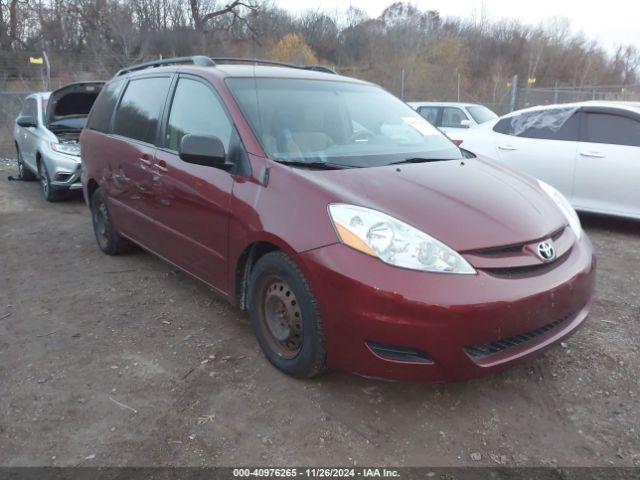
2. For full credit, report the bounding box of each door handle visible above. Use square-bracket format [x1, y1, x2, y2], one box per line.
[579, 151, 605, 158]
[498, 144, 517, 151]
[155, 160, 168, 173]
[139, 155, 152, 167]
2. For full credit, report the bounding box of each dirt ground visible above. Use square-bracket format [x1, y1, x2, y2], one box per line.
[0, 157, 638, 468]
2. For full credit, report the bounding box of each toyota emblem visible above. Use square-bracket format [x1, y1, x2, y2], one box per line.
[537, 241, 556, 262]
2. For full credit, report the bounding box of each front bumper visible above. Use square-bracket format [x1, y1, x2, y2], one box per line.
[44, 150, 82, 190]
[298, 234, 596, 382]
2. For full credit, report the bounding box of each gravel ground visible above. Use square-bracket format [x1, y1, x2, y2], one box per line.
[0, 158, 638, 467]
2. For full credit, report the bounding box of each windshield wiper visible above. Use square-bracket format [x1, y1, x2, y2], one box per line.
[390, 157, 457, 165]
[275, 159, 351, 169]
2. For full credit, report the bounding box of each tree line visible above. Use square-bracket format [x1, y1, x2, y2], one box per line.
[1, 0, 639, 104]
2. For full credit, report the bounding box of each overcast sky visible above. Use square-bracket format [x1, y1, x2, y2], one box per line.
[274, 0, 640, 53]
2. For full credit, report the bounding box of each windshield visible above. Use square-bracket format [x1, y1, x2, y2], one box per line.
[226, 78, 461, 168]
[466, 105, 498, 124]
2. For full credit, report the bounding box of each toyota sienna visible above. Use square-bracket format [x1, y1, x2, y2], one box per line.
[80, 56, 596, 381]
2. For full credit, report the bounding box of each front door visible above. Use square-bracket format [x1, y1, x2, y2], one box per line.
[573, 110, 640, 217]
[493, 108, 581, 199]
[150, 76, 237, 293]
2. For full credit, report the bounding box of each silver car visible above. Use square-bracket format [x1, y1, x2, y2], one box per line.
[14, 82, 104, 201]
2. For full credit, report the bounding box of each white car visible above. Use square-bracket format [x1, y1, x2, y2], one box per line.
[460, 101, 640, 220]
[407, 102, 498, 142]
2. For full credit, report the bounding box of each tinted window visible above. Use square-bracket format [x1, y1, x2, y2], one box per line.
[113, 77, 171, 143]
[493, 117, 512, 134]
[166, 78, 232, 152]
[585, 112, 640, 147]
[494, 109, 579, 141]
[86, 80, 123, 133]
[441, 107, 468, 128]
[418, 106, 439, 125]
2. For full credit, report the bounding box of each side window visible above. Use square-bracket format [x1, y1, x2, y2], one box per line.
[86, 80, 124, 133]
[585, 112, 640, 147]
[113, 77, 171, 144]
[418, 106, 439, 126]
[165, 78, 233, 152]
[493, 116, 515, 135]
[494, 109, 579, 141]
[22, 98, 37, 120]
[441, 107, 468, 128]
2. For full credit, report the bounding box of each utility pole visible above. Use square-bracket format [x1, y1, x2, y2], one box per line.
[457, 72, 461, 102]
[553, 80, 559, 104]
[509, 74, 518, 112]
[42, 51, 51, 91]
[400, 69, 405, 100]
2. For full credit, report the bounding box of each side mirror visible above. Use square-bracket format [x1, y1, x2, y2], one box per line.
[460, 119, 473, 129]
[178, 134, 229, 169]
[17, 115, 36, 128]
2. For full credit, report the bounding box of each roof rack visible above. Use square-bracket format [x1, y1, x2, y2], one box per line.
[211, 57, 337, 74]
[115, 55, 215, 76]
[115, 55, 337, 77]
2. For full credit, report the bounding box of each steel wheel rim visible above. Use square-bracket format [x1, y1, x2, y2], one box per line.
[260, 277, 303, 359]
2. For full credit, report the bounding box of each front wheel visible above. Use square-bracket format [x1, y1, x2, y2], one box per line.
[248, 251, 326, 378]
[90, 188, 133, 255]
[16, 145, 36, 180]
[38, 160, 65, 202]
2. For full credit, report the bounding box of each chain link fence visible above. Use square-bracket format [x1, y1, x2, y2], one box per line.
[2, 55, 640, 157]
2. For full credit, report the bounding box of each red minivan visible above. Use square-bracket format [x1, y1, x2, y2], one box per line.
[80, 56, 596, 382]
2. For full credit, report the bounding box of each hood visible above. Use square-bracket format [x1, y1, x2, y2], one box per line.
[296, 158, 567, 252]
[46, 81, 104, 129]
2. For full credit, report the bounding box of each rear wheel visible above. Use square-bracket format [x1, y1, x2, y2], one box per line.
[15, 145, 36, 180]
[90, 188, 133, 255]
[38, 160, 65, 202]
[249, 251, 326, 378]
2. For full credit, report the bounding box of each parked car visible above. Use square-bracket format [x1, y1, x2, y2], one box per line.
[14, 82, 104, 201]
[459, 101, 640, 220]
[81, 56, 595, 382]
[407, 101, 498, 142]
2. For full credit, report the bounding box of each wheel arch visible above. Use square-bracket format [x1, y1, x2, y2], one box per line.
[86, 178, 100, 204]
[234, 235, 300, 311]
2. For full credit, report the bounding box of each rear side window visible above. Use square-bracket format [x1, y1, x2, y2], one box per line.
[494, 109, 579, 141]
[165, 78, 233, 152]
[113, 77, 171, 144]
[418, 106, 439, 125]
[585, 112, 640, 147]
[441, 107, 468, 128]
[86, 80, 123, 132]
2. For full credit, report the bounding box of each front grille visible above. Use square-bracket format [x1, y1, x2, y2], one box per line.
[482, 250, 570, 278]
[367, 342, 433, 364]
[464, 311, 575, 359]
[472, 227, 566, 257]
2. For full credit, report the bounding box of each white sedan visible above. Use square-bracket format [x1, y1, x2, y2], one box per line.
[459, 101, 640, 220]
[407, 102, 497, 142]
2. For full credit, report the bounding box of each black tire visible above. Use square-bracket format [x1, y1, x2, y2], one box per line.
[248, 251, 326, 378]
[38, 160, 66, 202]
[15, 144, 36, 180]
[90, 188, 133, 255]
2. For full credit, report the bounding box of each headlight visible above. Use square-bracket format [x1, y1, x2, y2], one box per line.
[538, 180, 582, 239]
[51, 142, 80, 156]
[328, 204, 476, 274]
